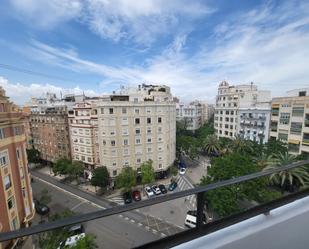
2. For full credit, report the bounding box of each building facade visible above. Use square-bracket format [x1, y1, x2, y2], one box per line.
[68, 99, 100, 173]
[97, 84, 176, 178]
[270, 89, 309, 155]
[214, 81, 271, 143]
[0, 87, 34, 249]
[176, 101, 203, 130]
[201, 103, 215, 124]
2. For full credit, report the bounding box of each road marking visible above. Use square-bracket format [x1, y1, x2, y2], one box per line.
[152, 229, 157, 234]
[145, 226, 150, 230]
[124, 217, 129, 220]
[32, 176, 105, 210]
[71, 200, 87, 211]
[130, 219, 135, 223]
[138, 223, 143, 226]
[119, 214, 123, 218]
[161, 233, 167, 237]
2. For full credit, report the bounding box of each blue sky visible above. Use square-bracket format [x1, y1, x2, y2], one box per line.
[0, 0, 308, 105]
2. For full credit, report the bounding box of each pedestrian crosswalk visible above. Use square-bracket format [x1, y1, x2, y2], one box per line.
[108, 196, 124, 205]
[176, 175, 196, 209]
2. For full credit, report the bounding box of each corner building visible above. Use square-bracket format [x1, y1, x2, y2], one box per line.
[0, 87, 34, 249]
[97, 85, 176, 179]
[270, 88, 309, 155]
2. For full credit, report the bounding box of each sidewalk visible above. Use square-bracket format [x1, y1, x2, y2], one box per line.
[184, 155, 210, 184]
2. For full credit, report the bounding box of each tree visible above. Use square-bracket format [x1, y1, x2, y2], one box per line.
[201, 134, 220, 156]
[141, 160, 155, 185]
[264, 139, 288, 156]
[115, 167, 136, 191]
[263, 152, 309, 190]
[176, 135, 198, 159]
[70, 234, 97, 249]
[67, 161, 84, 182]
[201, 153, 281, 218]
[91, 166, 110, 190]
[53, 158, 71, 176]
[231, 135, 253, 154]
[26, 148, 40, 164]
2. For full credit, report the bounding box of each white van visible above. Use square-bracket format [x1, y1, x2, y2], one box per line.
[184, 210, 206, 228]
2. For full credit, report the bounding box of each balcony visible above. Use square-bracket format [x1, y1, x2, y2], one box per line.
[1, 160, 309, 249]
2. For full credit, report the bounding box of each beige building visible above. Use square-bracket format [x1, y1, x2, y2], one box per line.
[270, 88, 309, 155]
[68, 99, 100, 173]
[97, 84, 176, 178]
[0, 87, 34, 249]
[201, 103, 215, 124]
[214, 81, 271, 143]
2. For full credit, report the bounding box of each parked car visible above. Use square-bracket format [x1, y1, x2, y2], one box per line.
[158, 184, 167, 194]
[132, 190, 141, 201]
[34, 199, 50, 216]
[184, 210, 206, 228]
[151, 185, 161, 195]
[145, 186, 154, 197]
[123, 192, 132, 204]
[179, 167, 186, 175]
[68, 224, 84, 236]
[168, 181, 178, 191]
[58, 233, 85, 249]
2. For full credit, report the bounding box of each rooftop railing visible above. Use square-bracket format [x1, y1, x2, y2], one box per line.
[1, 159, 309, 248]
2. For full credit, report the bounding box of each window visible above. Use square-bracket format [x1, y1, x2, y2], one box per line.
[278, 133, 288, 141]
[272, 107, 279, 116]
[136, 138, 141, 144]
[158, 117, 162, 123]
[147, 117, 151, 124]
[7, 197, 14, 210]
[292, 106, 304, 117]
[4, 175, 11, 190]
[147, 147, 152, 153]
[137, 158, 141, 163]
[271, 121, 278, 132]
[158, 127, 162, 133]
[135, 128, 141, 135]
[109, 108, 114, 114]
[135, 118, 140, 125]
[124, 139, 128, 145]
[121, 118, 128, 125]
[135, 109, 140, 114]
[81, 156, 85, 161]
[0, 151, 8, 167]
[111, 140, 116, 146]
[122, 108, 127, 114]
[299, 91, 306, 97]
[113, 170, 117, 176]
[122, 128, 129, 135]
[102, 140, 106, 145]
[147, 138, 152, 143]
[280, 113, 290, 125]
[16, 148, 20, 160]
[123, 148, 129, 156]
[290, 122, 302, 135]
[147, 128, 151, 134]
[0, 128, 4, 139]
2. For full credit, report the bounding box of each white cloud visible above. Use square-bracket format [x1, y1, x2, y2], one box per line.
[9, 0, 213, 45]
[0, 77, 99, 105]
[6, 1, 309, 104]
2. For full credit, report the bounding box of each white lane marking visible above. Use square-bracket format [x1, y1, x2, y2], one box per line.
[130, 219, 135, 223]
[71, 200, 87, 211]
[161, 233, 166, 237]
[32, 176, 105, 210]
[152, 229, 157, 234]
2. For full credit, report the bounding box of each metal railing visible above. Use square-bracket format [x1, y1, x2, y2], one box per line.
[1, 159, 309, 247]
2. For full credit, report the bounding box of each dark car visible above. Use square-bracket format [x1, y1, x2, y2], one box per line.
[34, 199, 50, 216]
[168, 181, 178, 191]
[158, 184, 167, 194]
[132, 190, 141, 201]
[123, 192, 132, 204]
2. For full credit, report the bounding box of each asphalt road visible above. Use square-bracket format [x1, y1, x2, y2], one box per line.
[31, 175, 159, 248]
[30, 170, 183, 248]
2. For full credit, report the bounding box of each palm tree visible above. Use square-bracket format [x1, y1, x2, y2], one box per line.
[253, 152, 273, 170]
[231, 135, 253, 154]
[263, 152, 309, 190]
[202, 134, 220, 156]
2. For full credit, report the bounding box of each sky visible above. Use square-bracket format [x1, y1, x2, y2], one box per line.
[0, 0, 308, 105]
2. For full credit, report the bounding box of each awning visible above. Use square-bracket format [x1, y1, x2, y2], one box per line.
[288, 139, 300, 145]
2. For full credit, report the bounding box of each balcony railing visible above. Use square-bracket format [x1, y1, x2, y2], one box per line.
[1, 160, 309, 248]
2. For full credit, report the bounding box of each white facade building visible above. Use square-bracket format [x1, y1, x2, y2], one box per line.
[176, 101, 203, 130]
[214, 81, 271, 143]
[97, 84, 176, 178]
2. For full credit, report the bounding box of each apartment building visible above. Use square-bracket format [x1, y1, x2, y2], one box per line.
[29, 93, 83, 163]
[68, 98, 100, 173]
[201, 103, 215, 124]
[176, 101, 203, 130]
[270, 88, 309, 155]
[0, 87, 34, 249]
[97, 84, 176, 178]
[214, 81, 271, 143]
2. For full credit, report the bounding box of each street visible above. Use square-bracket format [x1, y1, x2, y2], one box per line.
[30, 171, 183, 248]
